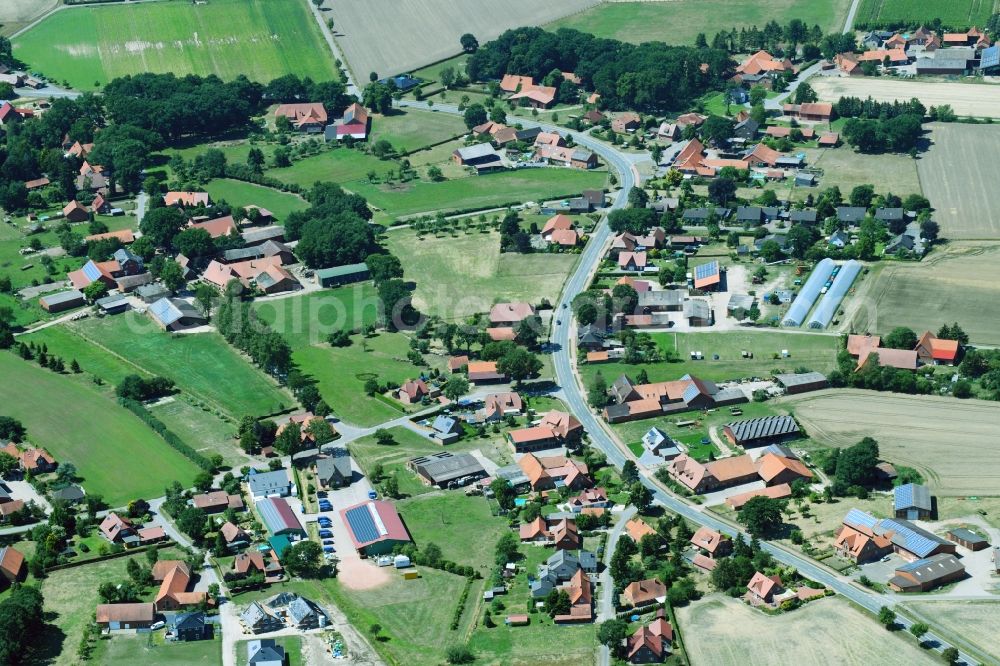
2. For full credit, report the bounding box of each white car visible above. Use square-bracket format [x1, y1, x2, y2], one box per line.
[150, 621, 165, 631]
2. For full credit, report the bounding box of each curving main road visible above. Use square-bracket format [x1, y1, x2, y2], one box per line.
[401, 99, 979, 665]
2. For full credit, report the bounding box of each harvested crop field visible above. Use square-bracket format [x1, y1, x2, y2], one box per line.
[811, 77, 1000, 119]
[903, 601, 1000, 664]
[780, 389, 1000, 496]
[677, 595, 934, 666]
[323, 0, 599, 82]
[851, 242, 1000, 345]
[12, 0, 337, 90]
[917, 123, 1000, 239]
[552, 0, 851, 45]
[1, 0, 58, 37]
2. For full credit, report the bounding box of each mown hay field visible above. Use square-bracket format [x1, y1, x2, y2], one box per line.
[678, 595, 935, 666]
[780, 389, 1000, 496]
[12, 0, 337, 90]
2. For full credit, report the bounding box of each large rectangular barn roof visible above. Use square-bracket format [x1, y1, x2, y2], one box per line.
[725, 415, 799, 444]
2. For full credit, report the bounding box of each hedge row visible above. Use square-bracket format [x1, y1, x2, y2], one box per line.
[119, 398, 214, 471]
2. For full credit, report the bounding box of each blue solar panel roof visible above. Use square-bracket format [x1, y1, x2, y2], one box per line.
[345, 504, 380, 544]
[682, 383, 700, 404]
[694, 261, 719, 280]
[844, 508, 878, 530]
[82, 260, 102, 282]
[149, 298, 179, 326]
[982, 45, 1000, 69]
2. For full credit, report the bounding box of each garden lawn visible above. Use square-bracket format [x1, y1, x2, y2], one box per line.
[0, 353, 199, 506]
[204, 179, 307, 222]
[368, 109, 467, 154]
[67, 313, 290, 418]
[254, 289, 441, 425]
[95, 632, 222, 666]
[12, 0, 337, 90]
[383, 228, 579, 321]
[352, 167, 607, 218]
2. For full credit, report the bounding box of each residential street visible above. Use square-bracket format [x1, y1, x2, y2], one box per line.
[597, 506, 637, 666]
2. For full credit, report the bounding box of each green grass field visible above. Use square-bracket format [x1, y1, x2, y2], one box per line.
[580, 330, 840, 386]
[149, 398, 245, 469]
[95, 633, 222, 666]
[0, 353, 199, 505]
[383, 228, 579, 321]
[47, 313, 291, 418]
[12, 0, 337, 90]
[856, 0, 994, 28]
[254, 288, 445, 426]
[353, 168, 607, 218]
[550, 0, 851, 45]
[368, 109, 467, 154]
[397, 491, 507, 575]
[204, 179, 307, 222]
[268, 146, 392, 190]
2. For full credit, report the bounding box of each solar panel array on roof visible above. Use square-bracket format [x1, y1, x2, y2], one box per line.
[682, 383, 701, 404]
[844, 508, 879, 530]
[82, 260, 103, 282]
[808, 260, 861, 328]
[345, 504, 383, 544]
[149, 298, 179, 326]
[879, 517, 949, 558]
[782, 258, 834, 326]
[725, 415, 799, 443]
[981, 45, 1000, 69]
[694, 261, 719, 280]
[894, 483, 931, 512]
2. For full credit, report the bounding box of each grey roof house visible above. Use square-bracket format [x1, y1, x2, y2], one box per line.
[247, 639, 286, 666]
[247, 469, 294, 499]
[316, 450, 353, 489]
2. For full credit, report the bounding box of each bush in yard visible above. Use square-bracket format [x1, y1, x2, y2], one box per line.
[446, 645, 475, 664]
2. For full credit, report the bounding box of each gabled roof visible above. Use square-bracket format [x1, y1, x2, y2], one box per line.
[894, 483, 932, 512]
[756, 453, 813, 483]
[747, 571, 782, 598]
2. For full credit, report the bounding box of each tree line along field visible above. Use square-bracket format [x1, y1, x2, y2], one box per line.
[779, 389, 1000, 496]
[851, 242, 1000, 346]
[11, 0, 338, 91]
[677, 595, 935, 666]
[855, 0, 996, 28]
[0, 353, 199, 506]
[550, 0, 852, 46]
